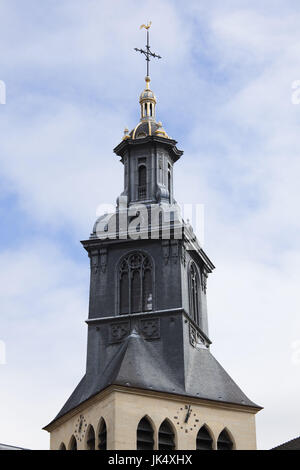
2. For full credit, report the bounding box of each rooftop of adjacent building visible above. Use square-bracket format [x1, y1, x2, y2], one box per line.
[0, 443, 27, 450]
[272, 436, 300, 450]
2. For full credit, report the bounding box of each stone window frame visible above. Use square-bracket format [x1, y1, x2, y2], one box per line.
[188, 260, 202, 326]
[137, 158, 147, 200]
[116, 250, 155, 316]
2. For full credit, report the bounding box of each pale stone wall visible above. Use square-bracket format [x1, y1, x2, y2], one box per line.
[49, 389, 115, 451]
[47, 386, 258, 450]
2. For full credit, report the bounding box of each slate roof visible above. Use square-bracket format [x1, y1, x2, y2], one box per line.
[47, 329, 261, 428]
[0, 443, 26, 450]
[272, 436, 300, 450]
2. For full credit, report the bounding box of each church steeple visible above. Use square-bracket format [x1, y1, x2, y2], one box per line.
[116, 28, 181, 206]
[116, 54, 181, 206]
[44, 24, 261, 451]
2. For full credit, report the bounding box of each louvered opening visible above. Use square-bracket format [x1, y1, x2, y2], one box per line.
[196, 426, 213, 450]
[98, 420, 107, 450]
[158, 421, 175, 450]
[138, 165, 147, 200]
[139, 165, 147, 186]
[131, 269, 141, 313]
[69, 436, 77, 451]
[138, 186, 147, 199]
[143, 269, 152, 311]
[86, 426, 95, 450]
[119, 253, 153, 315]
[120, 272, 129, 314]
[189, 262, 200, 325]
[137, 417, 154, 450]
[217, 430, 233, 450]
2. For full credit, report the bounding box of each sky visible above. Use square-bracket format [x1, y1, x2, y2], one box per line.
[0, 0, 300, 450]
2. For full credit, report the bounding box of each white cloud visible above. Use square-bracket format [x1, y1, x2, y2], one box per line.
[0, 241, 89, 449]
[0, 0, 194, 237]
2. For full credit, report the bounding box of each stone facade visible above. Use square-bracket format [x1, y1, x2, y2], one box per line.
[48, 386, 258, 450]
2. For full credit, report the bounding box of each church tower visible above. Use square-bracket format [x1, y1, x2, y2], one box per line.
[44, 26, 261, 450]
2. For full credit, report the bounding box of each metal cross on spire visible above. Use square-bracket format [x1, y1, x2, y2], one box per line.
[134, 22, 162, 77]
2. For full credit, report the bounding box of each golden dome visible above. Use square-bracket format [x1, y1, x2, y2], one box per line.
[139, 76, 156, 104]
[121, 76, 171, 141]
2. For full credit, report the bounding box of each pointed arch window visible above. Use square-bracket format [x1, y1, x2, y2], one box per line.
[68, 435, 77, 451]
[86, 425, 95, 450]
[189, 262, 200, 324]
[196, 425, 213, 450]
[59, 442, 66, 450]
[158, 420, 175, 450]
[98, 419, 107, 450]
[137, 417, 154, 450]
[138, 165, 147, 200]
[217, 429, 233, 450]
[119, 252, 153, 315]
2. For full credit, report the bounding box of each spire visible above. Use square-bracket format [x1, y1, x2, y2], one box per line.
[120, 23, 170, 141]
[134, 22, 162, 78]
[134, 22, 161, 122]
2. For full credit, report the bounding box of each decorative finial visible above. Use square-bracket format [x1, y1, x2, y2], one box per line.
[122, 127, 130, 140]
[145, 75, 151, 89]
[134, 22, 162, 78]
[155, 121, 169, 138]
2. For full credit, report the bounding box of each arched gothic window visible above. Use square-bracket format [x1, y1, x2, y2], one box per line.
[86, 425, 95, 450]
[98, 419, 107, 450]
[217, 429, 233, 450]
[168, 170, 171, 203]
[158, 420, 175, 450]
[68, 435, 77, 451]
[137, 417, 154, 450]
[196, 425, 213, 450]
[138, 165, 147, 199]
[189, 262, 200, 324]
[119, 252, 153, 315]
[59, 442, 66, 450]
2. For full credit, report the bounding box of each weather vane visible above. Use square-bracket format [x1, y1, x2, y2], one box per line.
[134, 21, 162, 77]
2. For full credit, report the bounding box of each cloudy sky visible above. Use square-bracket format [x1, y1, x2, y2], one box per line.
[1, 0, 300, 450]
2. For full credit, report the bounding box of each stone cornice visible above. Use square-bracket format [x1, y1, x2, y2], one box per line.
[86, 308, 212, 346]
[44, 384, 262, 433]
[113, 135, 184, 163]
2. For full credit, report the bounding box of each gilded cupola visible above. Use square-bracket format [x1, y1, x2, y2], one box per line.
[122, 76, 170, 141]
[139, 76, 156, 121]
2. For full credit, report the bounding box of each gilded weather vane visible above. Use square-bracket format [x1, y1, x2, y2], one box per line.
[134, 22, 162, 77]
